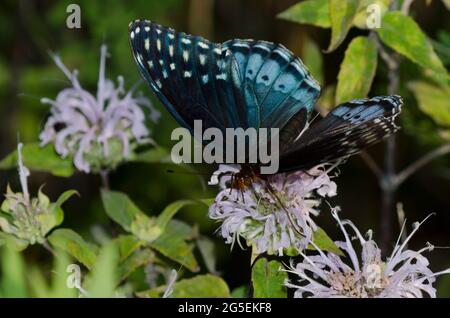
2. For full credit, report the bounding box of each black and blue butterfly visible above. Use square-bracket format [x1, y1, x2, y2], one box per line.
[128, 20, 402, 183]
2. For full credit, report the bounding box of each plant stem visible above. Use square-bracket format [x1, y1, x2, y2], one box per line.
[395, 143, 450, 186]
[100, 170, 110, 190]
[43, 239, 55, 256]
[376, 31, 400, 254]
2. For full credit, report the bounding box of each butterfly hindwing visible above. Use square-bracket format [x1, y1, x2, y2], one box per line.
[279, 96, 403, 172]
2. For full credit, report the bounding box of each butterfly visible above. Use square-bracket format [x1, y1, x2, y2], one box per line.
[128, 20, 402, 182]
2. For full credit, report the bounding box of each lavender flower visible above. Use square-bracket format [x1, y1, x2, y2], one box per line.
[40, 45, 160, 173]
[285, 209, 450, 298]
[208, 164, 337, 256]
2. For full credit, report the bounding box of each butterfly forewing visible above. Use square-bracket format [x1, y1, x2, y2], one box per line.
[129, 20, 319, 136]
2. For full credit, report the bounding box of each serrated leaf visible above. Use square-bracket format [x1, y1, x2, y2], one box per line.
[251, 258, 287, 298]
[303, 37, 324, 85]
[277, 0, 331, 28]
[47, 229, 97, 269]
[0, 143, 74, 177]
[408, 81, 450, 126]
[137, 274, 230, 298]
[336, 36, 378, 104]
[377, 11, 448, 77]
[309, 227, 343, 255]
[326, 0, 361, 52]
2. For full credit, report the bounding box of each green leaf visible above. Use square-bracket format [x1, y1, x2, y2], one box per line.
[53, 190, 78, 211]
[47, 228, 98, 269]
[408, 81, 450, 126]
[138, 274, 230, 298]
[277, 0, 331, 28]
[377, 11, 448, 76]
[0, 232, 29, 251]
[29, 250, 77, 298]
[303, 37, 324, 85]
[326, 0, 361, 52]
[0, 143, 74, 177]
[231, 286, 248, 298]
[196, 236, 218, 274]
[101, 190, 161, 242]
[0, 244, 28, 297]
[309, 227, 343, 255]
[251, 258, 287, 298]
[118, 248, 154, 281]
[156, 200, 195, 230]
[114, 234, 143, 261]
[83, 242, 119, 298]
[50, 251, 78, 298]
[101, 190, 141, 232]
[150, 223, 199, 272]
[353, 0, 391, 29]
[102, 191, 197, 243]
[336, 36, 378, 104]
[128, 147, 172, 164]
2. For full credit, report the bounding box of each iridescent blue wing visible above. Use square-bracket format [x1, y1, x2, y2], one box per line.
[129, 20, 239, 133]
[222, 40, 320, 130]
[279, 95, 403, 172]
[128, 20, 320, 135]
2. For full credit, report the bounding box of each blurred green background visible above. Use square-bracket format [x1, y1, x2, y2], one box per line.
[0, 0, 449, 296]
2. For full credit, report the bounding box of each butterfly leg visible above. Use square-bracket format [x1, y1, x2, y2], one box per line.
[265, 182, 305, 237]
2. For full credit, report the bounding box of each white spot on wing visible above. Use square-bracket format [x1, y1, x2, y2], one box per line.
[169, 45, 174, 57]
[130, 31, 135, 39]
[199, 54, 206, 65]
[184, 71, 192, 78]
[135, 27, 140, 34]
[182, 38, 191, 45]
[198, 42, 209, 49]
[202, 74, 209, 84]
[183, 50, 189, 62]
[145, 38, 150, 51]
[170, 63, 176, 70]
[144, 26, 150, 32]
[157, 39, 161, 51]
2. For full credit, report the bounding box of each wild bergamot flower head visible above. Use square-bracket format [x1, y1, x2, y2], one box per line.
[285, 209, 450, 298]
[39, 45, 160, 173]
[0, 144, 75, 248]
[208, 164, 337, 256]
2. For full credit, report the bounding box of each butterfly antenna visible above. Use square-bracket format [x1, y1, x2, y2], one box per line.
[166, 169, 210, 176]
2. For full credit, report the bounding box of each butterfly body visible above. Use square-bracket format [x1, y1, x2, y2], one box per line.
[129, 20, 402, 175]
